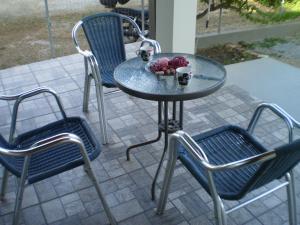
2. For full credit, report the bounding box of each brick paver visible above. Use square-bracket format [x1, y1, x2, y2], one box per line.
[0, 43, 299, 225]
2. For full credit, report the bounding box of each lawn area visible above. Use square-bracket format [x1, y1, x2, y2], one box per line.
[249, 0, 300, 23]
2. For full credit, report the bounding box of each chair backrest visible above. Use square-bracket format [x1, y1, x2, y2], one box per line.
[0, 135, 9, 149]
[246, 139, 300, 192]
[0, 135, 21, 177]
[82, 13, 126, 78]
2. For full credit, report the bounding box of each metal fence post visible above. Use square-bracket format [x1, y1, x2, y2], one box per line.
[43, 0, 55, 58]
[217, 0, 223, 33]
[141, 0, 145, 35]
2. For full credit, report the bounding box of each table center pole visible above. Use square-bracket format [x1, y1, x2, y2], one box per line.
[172, 101, 177, 120]
[151, 100, 185, 200]
[179, 101, 184, 129]
[158, 101, 162, 123]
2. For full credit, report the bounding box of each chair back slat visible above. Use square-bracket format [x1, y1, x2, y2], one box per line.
[82, 13, 126, 81]
[0, 135, 22, 176]
[247, 139, 300, 191]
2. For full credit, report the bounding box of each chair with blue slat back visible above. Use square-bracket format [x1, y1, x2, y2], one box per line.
[72, 12, 160, 145]
[157, 103, 300, 225]
[0, 87, 116, 225]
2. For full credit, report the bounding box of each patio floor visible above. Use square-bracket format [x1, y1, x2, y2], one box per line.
[0, 44, 300, 225]
[226, 57, 300, 121]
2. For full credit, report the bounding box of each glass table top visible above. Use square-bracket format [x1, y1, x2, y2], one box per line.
[114, 53, 227, 101]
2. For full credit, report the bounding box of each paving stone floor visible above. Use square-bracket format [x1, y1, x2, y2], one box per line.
[0, 44, 300, 225]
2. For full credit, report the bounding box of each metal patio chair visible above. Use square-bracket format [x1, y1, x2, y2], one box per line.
[157, 103, 300, 225]
[0, 87, 116, 225]
[72, 12, 161, 144]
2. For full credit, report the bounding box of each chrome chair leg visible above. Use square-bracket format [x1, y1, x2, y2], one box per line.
[83, 75, 92, 112]
[290, 171, 297, 225]
[13, 156, 30, 225]
[84, 162, 116, 225]
[220, 200, 227, 225]
[212, 195, 226, 225]
[0, 169, 9, 200]
[83, 57, 92, 112]
[286, 173, 297, 225]
[95, 83, 108, 145]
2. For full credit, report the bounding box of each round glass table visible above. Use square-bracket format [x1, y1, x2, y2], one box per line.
[114, 53, 226, 200]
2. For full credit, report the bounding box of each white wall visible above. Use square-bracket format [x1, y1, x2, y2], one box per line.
[155, 0, 174, 52]
[156, 0, 197, 54]
[173, 0, 197, 53]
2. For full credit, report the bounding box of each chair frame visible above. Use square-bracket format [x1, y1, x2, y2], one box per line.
[157, 103, 300, 225]
[72, 13, 161, 144]
[0, 87, 116, 225]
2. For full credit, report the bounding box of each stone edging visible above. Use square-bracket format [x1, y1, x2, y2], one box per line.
[196, 21, 300, 49]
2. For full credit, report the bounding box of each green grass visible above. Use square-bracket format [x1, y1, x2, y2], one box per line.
[285, 0, 300, 11]
[239, 37, 288, 50]
[256, 37, 288, 48]
[242, 0, 300, 23]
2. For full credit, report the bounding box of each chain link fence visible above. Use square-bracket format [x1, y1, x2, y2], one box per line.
[1, 0, 297, 69]
[0, 0, 147, 69]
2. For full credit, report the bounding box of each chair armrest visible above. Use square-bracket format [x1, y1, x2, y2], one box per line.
[169, 131, 210, 168]
[1, 87, 67, 143]
[247, 103, 299, 142]
[84, 52, 103, 84]
[71, 21, 103, 83]
[0, 133, 88, 157]
[272, 104, 300, 129]
[140, 38, 161, 54]
[170, 131, 276, 172]
[207, 151, 276, 171]
[121, 15, 161, 53]
[72, 20, 105, 60]
[72, 20, 91, 58]
[0, 87, 53, 101]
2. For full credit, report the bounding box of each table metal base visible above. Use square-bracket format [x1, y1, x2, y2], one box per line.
[126, 132, 162, 161]
[126, 101, 183, 200]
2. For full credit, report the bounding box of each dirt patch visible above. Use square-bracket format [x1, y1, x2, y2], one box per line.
[197, 43, 260, 65]
[0, 16, 49, 68]
[0, 10, 100, 69]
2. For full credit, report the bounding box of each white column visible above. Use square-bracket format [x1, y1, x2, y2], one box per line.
[155, 0, 197, 54]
